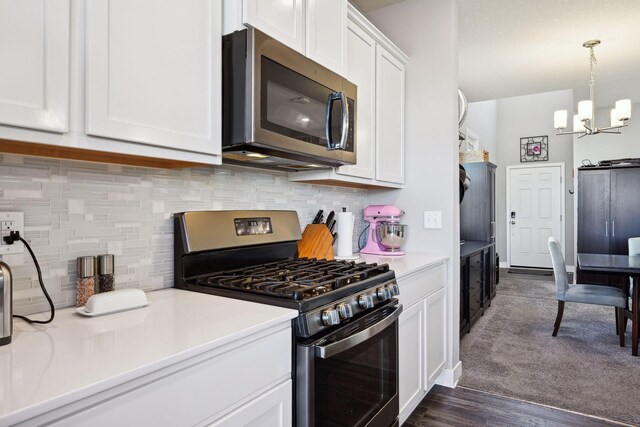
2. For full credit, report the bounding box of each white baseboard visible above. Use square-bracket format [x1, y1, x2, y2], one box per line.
[498, 263, 574, 272]
[435, 360, 462, 388]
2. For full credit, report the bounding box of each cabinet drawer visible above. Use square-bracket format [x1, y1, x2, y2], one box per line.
[469, 292, 483, 320]
[51, 327, 291, 427]
[398, 262, 446, 308]
[469, 277, 482, 295]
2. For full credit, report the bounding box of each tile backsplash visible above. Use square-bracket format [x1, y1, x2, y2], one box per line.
[0, 154, 367, 315]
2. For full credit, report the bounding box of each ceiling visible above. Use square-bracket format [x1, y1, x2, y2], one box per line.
[349, 0, 406, 13]
[459, 0, 640, 107]
[352, 0, 640, 107]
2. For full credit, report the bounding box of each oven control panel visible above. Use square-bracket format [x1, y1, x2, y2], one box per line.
[234, 217, 273, 236]
[298, 279, 400, 337]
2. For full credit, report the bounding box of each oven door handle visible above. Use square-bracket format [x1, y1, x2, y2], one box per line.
[315, 304, 402, 359]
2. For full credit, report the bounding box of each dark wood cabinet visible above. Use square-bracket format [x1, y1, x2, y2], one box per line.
[460, 241, 494, 335]
[460, 161, 497, 338]
[577, 166, 640, 284]
[460, 162, 497, 243]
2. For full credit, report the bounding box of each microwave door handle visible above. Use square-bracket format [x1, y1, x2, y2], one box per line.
[314, 304, 402, 359]
[337, 91, 349, 150]
[325, 91, 349, 150]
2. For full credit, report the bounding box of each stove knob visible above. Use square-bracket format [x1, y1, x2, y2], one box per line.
[376, 287, 392, 301]
[321, 308, 340, 326]
[387, 283, 400, 297]
[336, 302, 354, 319]
[358, 294, 374, 309]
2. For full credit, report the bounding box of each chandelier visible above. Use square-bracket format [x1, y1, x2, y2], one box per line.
[554, 40, 632, 138]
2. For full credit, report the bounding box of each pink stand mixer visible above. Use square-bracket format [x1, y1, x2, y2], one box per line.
[361, 205, 407, 256]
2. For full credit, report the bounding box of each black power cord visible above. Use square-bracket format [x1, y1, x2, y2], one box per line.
[3, 231, 55, 324]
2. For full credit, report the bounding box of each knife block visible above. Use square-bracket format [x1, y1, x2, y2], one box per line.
[297, 224, 334, 260]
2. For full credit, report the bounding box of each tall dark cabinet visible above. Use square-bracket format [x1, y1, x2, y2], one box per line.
[460, 162, 497, 336]
[577, 165, 640, 285]
[460, 162, 496, 243]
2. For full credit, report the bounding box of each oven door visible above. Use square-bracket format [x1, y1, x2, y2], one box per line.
[297, 301, 401, 427]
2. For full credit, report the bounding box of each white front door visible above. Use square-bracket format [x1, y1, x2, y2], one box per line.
[508, 165, 563, 268]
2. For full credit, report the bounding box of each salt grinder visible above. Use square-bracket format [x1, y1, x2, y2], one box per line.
[97, 254, 115, 293]
[77, 256, 95, 307]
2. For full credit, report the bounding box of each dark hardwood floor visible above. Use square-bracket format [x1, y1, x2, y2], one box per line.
[404, 385, 626, 427]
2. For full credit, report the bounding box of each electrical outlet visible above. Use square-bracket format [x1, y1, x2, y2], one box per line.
[423, 211, 443, 229]
[0, 212, 24, 255]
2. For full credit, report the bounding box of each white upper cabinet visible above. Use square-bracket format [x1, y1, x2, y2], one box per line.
[288, 5, 407, 189]
[244, 0, 305, 53]
[335, 17, 376, 180]
[86, 0, 221, 156]
[375, 45, 405, 184]
[0, 0, 70, 132]
[224, 0, 347, 75]
[305, 0, 347, 75]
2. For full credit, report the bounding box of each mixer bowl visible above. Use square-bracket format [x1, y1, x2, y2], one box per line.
[378, 223, 407, 251]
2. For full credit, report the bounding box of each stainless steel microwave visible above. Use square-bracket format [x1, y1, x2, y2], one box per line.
[222, 29, 357, 171]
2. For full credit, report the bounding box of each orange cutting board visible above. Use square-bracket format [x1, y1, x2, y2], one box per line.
[297, 224, 334, 260]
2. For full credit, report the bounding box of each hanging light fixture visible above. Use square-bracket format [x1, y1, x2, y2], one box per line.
[554, 40, 632, 138]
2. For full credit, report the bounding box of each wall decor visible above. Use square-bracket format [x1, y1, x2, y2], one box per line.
[520, 135, 548, 162]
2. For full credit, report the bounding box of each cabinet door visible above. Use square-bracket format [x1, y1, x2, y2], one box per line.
[207, 380, 292, 427]
[460, 257, 469, 333]
[489, 165, 497, 242]
[0, 0, 69, 132]
[577, 170, 611, 284]
[305, 0, 346, 75]
[610, 168, 640, 255]
[244, 0, 304, 53]
[86, 0, 221, 155]
[398, 300, 425, 418]
[375, 46, 405, 184]
[336, 19, 375, 179]
[425, 288, 446, 390]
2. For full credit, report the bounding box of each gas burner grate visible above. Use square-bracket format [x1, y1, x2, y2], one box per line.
[196, 258, 390, 301]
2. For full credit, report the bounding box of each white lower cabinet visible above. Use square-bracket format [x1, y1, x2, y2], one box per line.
[425, 287, 447, 390]
[398, 299, 425, 417]
[207, 380, 292, 427]
[397, 263, 447, 425]
[26, 326, 292, 427]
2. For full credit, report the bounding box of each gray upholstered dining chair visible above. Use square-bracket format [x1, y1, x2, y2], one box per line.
[547, 237, 627, 346]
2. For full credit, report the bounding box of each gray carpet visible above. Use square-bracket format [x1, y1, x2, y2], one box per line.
[459, 271, 640, 426]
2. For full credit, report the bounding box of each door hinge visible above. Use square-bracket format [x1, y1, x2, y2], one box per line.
[560, 214, 563, 221]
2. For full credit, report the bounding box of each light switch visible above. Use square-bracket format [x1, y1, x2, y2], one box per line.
[423, 211, 443, 229]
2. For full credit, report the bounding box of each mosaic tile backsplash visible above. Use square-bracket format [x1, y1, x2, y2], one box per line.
[0, 154, 368, 315]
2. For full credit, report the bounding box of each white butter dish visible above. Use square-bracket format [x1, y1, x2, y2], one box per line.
[76, 288, 149, 317]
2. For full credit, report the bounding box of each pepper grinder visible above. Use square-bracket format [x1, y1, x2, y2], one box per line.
[77, 256, 95, 307]
[97, 254, 115, 293]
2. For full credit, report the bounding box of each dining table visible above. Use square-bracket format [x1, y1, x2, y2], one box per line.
[577, 253, 640, 356]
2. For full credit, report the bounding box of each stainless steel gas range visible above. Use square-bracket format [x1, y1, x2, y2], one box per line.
[174, 210, 401, 427]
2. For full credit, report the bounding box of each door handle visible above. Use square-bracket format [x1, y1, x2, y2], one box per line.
[510, 221, 515, 225]
[612, 220, 615, 237]
[605, 221, 608, 237]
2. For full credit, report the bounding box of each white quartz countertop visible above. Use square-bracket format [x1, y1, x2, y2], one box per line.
[0, 288, 297, 426]
[357, 252, 448, 278]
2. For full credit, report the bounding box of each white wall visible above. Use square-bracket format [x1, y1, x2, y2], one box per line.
[464, 89, 575, 266]
[365, 0, 460, 383]
[463, 100, 498, 157]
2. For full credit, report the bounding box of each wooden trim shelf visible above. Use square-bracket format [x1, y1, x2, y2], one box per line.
[0, 139, 206, 169]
